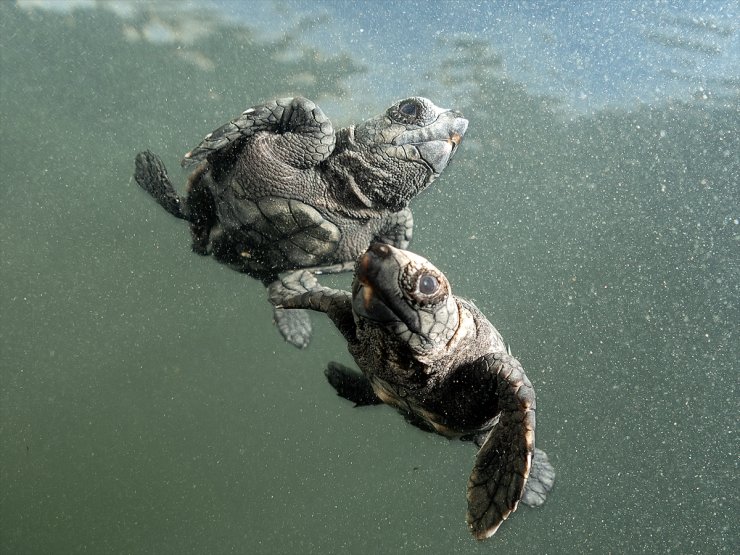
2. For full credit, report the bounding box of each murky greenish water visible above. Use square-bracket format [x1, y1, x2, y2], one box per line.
[1, 1, 737, 553]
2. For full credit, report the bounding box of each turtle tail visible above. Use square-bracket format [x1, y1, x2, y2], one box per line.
[134, 150, 187, 220]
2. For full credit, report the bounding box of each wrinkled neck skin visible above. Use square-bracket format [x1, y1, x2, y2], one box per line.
[418, 299, 478, 366]
[353, 298, 480, 390]
[322, 127, 430, 215]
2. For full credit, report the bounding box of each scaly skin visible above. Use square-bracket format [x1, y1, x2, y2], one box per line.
[271, 244, 555, 540]
[134, 97, 467, 347]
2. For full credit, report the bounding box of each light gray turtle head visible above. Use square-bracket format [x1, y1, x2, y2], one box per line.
[345, 97, 468, 211]
[351, 243, 459, 357]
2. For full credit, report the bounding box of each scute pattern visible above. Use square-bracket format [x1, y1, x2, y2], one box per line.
[244, 197, 341, 266]
[135, 96, 466, 348]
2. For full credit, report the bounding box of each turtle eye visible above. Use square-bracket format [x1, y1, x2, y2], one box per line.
[391, 99, 425, 124]
[401, 265, 447, 307]
[418, 273, 439, 295]
[399, 101, 418, 118]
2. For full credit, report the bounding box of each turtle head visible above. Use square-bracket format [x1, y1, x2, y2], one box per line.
[346, 97, 468, 211]
[351, 243, 459, 357]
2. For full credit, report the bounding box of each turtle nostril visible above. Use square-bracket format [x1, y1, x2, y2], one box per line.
[370, 243, 392, 257]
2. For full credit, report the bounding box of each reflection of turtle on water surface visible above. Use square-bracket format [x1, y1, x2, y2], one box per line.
[134, 96, 467, 348]
[271, 243, 555, 540]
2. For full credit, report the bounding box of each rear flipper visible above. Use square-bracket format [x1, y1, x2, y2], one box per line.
[521, 448, 555, 507]
[134, 151, 186, 219]
[325, 362, 382, 406]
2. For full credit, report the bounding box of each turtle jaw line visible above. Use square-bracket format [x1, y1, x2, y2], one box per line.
[354, 252, 382, 312]
[352, 245, 424, 336]
[448, 132, 462, 156]
[356, 278, 375, 310]
[353, 277, 426, 339]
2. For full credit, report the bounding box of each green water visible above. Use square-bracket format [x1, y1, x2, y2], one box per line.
[1, 3, 737, 553]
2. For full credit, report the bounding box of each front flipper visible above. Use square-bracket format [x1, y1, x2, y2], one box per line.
[273, 307, 312, 349]
[325, 362, 381, 406]
[520, 448, 555, 507]
[468, 439, 555, 508]
[268, 270, 320, 348]
[182, 97, 335, 170]
[466, 352, 536, 540]
[134, 151, 187, 220]
[268, 270, 355, 345]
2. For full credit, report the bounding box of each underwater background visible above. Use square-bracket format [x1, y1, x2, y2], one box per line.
[1, 1, 737, 553]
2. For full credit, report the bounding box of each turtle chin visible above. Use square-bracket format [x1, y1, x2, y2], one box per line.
[352, 283, 398, 325]
[352, 243, 428, 337]
[416, 139, 456, 176]
[352, 278, 449, 358]
[352, 279, 420, 332]
[392, 113, 468, 175]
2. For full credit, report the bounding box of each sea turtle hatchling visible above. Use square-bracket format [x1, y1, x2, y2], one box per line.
[134, 96, 467, 348]
[270, 243, 555, 540]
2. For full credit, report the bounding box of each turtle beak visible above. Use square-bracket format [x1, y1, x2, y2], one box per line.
[448, 132, 462, 158]
[352, 243, 407, 324]
[354, 243, 394, 309]
[447, 114, 468, 159]
[355, 254, 375, 310]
